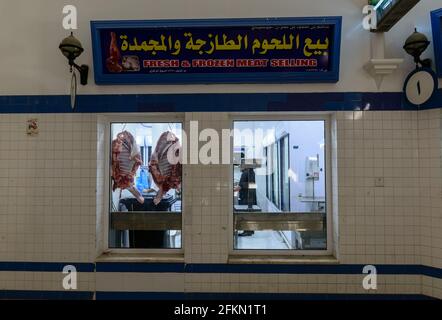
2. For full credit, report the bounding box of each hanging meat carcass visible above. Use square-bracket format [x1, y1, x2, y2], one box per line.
[149, 131, 182, 205]
[106, 32, 123, 73]
[111, 131, 144, 204]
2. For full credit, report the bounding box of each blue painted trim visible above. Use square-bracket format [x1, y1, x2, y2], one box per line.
[0, 290, 434, 301]
[95, 292, 435, 300]
[0, 95, 71, 113]
[91, 17, 342, 85]
[1, 261, 440, 278]
[96, 291, 185, 300]
[96, 262, 184, 273]
[431, 8, 442, 78]
[0, 91, 441, 114]
[184, 263, 429, 275]
[0, 263, 440, 301]
[0, 262, 95, 272]
[421, 265, 442, 279]
[0, 290, 434, 300]
[92, 262, 442, 278]
[0, 290, 94, 300]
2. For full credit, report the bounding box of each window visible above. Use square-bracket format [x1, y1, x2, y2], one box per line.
[233, 119, 329, 252]
[109, 122, 182, 249]
[265, 134, 290, 211]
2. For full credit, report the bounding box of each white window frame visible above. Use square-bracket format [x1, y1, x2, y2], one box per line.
[101, 113, 185, 255]
[228, 112, 333, 256]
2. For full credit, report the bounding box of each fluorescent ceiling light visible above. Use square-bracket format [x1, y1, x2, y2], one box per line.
[374, 0, 392, 11]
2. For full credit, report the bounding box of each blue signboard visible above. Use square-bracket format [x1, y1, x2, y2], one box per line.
[431, 9, 442, 78]
[91, 17, 342, 84]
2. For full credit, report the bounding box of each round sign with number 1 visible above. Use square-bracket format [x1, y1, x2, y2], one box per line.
[404, 68, 438, 106]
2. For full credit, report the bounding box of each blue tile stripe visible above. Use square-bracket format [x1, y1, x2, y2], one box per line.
[98, 262, 442, 279]
[0, 290, 94, 300]
[0, 290, 434, 300]
[0, 262, 95, 272]
[1, 262, 440, 278]
[421, 265, 442, 279]
[96, 291, 185, 300]
[94, 292, 435, 300]
[183, 263, 429, 275]
[0, 263, 440, 300]
[0, 91, 440, 113]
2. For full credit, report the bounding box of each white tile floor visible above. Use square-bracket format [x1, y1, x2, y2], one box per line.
[235, 231, 291, 250]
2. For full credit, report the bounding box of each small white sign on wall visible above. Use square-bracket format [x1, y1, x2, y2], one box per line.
[26, 118, 39, 136]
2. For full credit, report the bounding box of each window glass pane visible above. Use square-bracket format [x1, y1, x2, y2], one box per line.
[109, 122, 182, 249]
[233, 120, 326, 250]
[273, 143, 280, 208]
[281, 135, 290, 212]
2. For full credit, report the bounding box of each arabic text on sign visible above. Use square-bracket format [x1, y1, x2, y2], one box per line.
[119, 33, 329, 57]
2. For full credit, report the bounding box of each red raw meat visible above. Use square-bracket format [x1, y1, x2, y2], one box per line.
[149, 131, 182, 205]
[106, 32, 123, 73]
[111, 131, 144, 204]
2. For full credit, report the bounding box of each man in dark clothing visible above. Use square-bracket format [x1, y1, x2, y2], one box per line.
[238, 167, 257, 206]
[236, 167, 257, 236]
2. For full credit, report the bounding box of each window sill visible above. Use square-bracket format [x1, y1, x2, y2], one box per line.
[96, 252, 184, 263]
[228, 255, 339, 265]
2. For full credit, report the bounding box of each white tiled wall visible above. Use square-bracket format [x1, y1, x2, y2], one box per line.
[1, 110, 441, 299]
[182, 273, 422, 295]
[96, 116, 107, 258]
[335, 111, 421, 265]
[0, 271, 95, 293]
[0, 114, 96, 263]
[183, 112, 231, 264]
[419, 109, 442, 299]
[419, 109, 442, 267]
[0, 114, 98, 293]
[331, 113, 340, 259]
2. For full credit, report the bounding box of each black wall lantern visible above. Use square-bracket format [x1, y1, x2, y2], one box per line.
[59, 32, 89, 85]
[403, 28, 432, 68]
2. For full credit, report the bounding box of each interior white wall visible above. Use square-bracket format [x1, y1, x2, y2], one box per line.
[233, 120, 325, 212]
[0, 0, 441, 95]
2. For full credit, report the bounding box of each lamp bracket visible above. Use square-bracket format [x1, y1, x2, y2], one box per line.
[414, 57, 432, 69]
[68, 61, 89, 86]
[364, 33, 404, 89]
